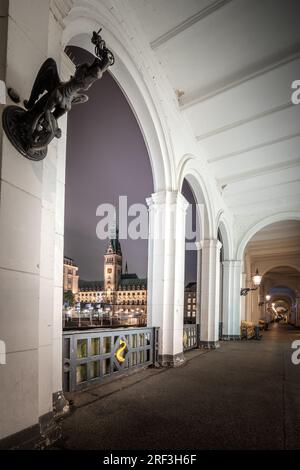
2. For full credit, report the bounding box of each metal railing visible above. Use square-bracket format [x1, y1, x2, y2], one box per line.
[63, 327, 159, 392]
[183, 324, 199, 351]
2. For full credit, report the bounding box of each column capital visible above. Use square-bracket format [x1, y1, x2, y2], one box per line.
[147, 190, 188, 212]
[222, 259, 243, 269]
[195, 241, 202, 251]
[201, 239, 222, 251]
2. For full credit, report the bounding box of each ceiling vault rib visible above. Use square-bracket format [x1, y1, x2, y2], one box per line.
[208, 131, 300, 163]
[196, 102, 292, 142]
[181, 49, 300, 110]
[226, 177, 300, 196]
[226, 182, 300, 208]
[218, 159, 300, 186]
[150, 0, 232, 49]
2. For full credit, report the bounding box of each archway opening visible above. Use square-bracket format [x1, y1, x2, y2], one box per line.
[63, 45, 154, 331]
[217, 228, 224, 338]
[261, 270, 299, 326]
[242, 220, 300, 328]
[181, 179, 199, 327]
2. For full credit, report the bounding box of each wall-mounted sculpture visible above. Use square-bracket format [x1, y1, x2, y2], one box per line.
[2, 29, 114, 161]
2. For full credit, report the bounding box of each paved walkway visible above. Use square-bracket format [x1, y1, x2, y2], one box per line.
[57, 323, 300, 450]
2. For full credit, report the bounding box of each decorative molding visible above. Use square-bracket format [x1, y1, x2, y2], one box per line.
[150, 0, 232, 49]
[50, 0, 74, 28]
[218, 158, 300, 187]
[225, 178, 300, 199]
[227, 190, 300, 214]
[196, 102, 292, 142]
[247, 239, 300, 256]
[182, 47, 300, 109]
[208, 131, 300, 164]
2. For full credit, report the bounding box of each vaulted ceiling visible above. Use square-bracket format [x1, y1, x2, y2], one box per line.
[245, 220, 300, 258]
[128, 0, 300, 217]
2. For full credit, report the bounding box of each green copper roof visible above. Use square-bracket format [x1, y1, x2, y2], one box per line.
[79, 280, 104, 291]
[119, 277, 147, 288]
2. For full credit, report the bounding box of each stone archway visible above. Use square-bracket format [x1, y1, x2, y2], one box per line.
[178, 158, 222, 348]
[241, 220, 300, 324]
[261, 267, 300, 326]
[237, 212, 300, 260]
[0, 0, 178, 443]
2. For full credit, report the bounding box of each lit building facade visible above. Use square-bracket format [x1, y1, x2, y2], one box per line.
[63, 257, 79, 294]
[184, 282, 197, 324]
[75, 230, 147, 321]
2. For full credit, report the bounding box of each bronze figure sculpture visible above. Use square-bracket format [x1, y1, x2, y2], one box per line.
[2, 29, 114, 161]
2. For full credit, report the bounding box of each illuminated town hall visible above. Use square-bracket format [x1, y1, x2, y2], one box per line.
[75, 230, 147, 325]
[66, 228, 147, 324]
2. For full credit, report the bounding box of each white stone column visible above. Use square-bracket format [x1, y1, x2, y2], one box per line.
[0, 0, 71, 445]
[147, 190, 188, 366]
[199, 239, 222, 348]
[222, 260, 243, 340]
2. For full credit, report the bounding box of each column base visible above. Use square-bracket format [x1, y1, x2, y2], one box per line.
[0, 412, 61, 450]
[158, 352, 185, 367]
[221, 335, 241, 341]
[198, 340, 220, 349]
[0, 391, 69, 449]
[53, 390, 69, 418]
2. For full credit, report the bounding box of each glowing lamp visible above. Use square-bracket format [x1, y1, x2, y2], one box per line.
[252, 268, 262, 286]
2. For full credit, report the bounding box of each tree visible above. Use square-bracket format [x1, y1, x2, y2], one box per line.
[63, 290, 75, 307]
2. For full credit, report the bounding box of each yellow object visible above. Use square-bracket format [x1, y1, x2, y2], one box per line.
[115, 339, 127, 364]
[241, 320, 255, 339]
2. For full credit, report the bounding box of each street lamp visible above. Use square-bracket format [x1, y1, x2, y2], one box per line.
[265, 294, 271, 301]
[240, 268, 262, 296]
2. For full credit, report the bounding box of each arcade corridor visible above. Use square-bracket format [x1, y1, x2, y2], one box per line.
[56, 323, 300, 450]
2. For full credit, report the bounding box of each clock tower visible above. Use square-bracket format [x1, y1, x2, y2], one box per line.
[104, 225, 122, 292]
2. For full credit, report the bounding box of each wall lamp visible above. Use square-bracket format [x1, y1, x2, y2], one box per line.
[240, 268, 262, 296]
[259, 294, 271, 306]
